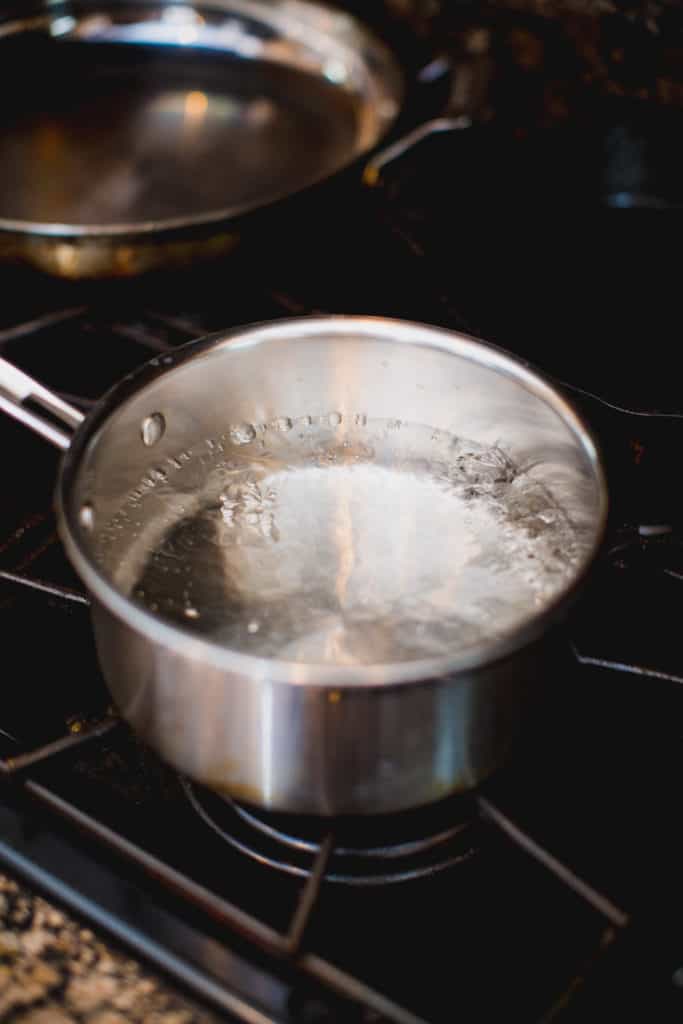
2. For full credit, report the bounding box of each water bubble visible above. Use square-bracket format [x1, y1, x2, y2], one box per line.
[230, 423, 256, 446]
[123, 420, 587, 665]
[260, 513, 278, 539]
[313, 446, 337, 466]
[328, 412, 342, 427]
[141, 412, 165, 447]
[242, 482, 261, 508]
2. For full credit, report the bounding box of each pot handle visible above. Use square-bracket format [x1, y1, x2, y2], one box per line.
[0, 356, 84, 451]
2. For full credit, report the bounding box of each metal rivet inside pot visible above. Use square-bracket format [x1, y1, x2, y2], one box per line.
[79, 502, 95, 531]
[141, 412, 165, 446]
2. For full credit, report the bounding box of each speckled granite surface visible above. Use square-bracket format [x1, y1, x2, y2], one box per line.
[0, 874, 220, 1024]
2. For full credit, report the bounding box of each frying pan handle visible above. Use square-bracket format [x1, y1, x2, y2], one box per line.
[363, 115, 471, 186]
[0, 356, 84, 451]
[364, 42, 494, 186]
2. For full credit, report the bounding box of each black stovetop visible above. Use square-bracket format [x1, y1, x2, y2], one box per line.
[2, 35, 683, 1022]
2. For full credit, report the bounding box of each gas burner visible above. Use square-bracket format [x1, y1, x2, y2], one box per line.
[181, 778, 479, 885]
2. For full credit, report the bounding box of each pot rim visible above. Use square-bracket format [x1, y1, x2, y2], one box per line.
[56, 314, 609, 688]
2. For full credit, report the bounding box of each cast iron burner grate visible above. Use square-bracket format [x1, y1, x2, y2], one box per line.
[181, 778, 479, 885]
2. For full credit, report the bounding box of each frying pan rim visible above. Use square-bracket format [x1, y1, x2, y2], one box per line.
[55, 314, 609, 688]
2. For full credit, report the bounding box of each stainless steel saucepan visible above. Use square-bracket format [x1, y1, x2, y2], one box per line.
[0, 317, 607, 814]
[0, 0, 405, 277]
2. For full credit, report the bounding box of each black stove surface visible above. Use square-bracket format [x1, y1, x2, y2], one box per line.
[2, 47, 683, 1023]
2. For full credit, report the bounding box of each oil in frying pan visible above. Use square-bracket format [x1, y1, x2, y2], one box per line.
[101, 415, 592, 666]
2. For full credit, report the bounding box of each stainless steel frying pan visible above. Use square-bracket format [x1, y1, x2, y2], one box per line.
[0, 317, 607, 814]
[0, 1, 404, 277]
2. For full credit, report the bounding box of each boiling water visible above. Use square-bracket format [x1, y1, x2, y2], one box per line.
[102, 416, 591, 666]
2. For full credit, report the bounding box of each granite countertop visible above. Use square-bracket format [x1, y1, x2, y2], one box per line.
[0, 873, 220, 1024]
